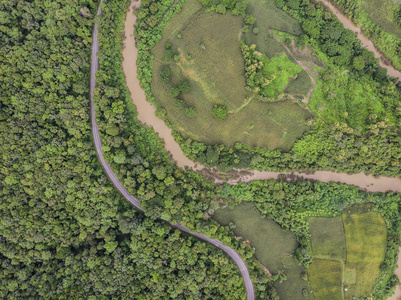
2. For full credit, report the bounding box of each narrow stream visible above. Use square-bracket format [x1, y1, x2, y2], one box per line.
[122, 0, 401, 298]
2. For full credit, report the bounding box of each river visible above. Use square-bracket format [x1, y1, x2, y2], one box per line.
[121, 0, 401, 298]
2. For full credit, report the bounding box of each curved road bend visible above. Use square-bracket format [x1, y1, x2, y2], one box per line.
[90, 1, 255, 299]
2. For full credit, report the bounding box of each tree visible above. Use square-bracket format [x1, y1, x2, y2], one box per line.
[185, 107, 197, 117]
[212, 105, 228, 120]
[179, 81, 191, 92]
[160, 67, 170, 84]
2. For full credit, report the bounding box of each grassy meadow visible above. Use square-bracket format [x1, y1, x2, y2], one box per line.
[308, 259, 343, 300]
[308, 217, 346, 261]
[273, 256, 313, 300]
[212, 202, 297, 273]
[151, 0, 314, 151]
[342, 211, 387, 298]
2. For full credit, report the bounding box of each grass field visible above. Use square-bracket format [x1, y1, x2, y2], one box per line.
[342, 211, 387, 298]
[274, 256, 313, 300]
[308, 217, 346, 261]
[308, 259, 343, 300]
[151, 0, 314, 151]
[212, 202, 297, 273]
[361, 0, 401, 39]
[307, 210, 387, 300]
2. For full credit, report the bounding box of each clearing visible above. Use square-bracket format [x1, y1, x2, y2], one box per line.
[151, 0, 314, 151]
[212, 202, 297, 273]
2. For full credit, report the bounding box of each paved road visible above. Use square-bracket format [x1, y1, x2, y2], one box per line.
[89, 1, 255, 299]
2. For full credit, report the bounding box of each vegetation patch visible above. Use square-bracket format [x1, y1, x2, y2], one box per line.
[151, 0, 313, 151]
[342, 210, 387, 298]
[212, 201, 297, 274]
[308, 259, 343, 300]
[308, 216, 346, 261]
[242, 44, 303, 99]
[273, 256, 313, 300]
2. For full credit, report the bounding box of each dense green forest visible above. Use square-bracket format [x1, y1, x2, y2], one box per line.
[0, 0, 274, 298]
[2, 0, 401, 298]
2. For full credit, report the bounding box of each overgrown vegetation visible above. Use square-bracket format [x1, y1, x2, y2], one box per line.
[328, 0, 401, 70]
[150, 0, 313, 151]
[0, 0, 279, 299]
[241, 44, 303, 99]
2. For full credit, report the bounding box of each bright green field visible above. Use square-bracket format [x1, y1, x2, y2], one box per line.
[151, 0, 313, 151]
[212, 202, 297, 273]
[308, 259, 343, 300]
[308, 217, 346, 261]
[342, 211, 387, 298]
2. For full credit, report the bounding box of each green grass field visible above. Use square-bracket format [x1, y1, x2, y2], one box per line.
[308, 217, 346, 261]
[342, 211, 387, 299]
[212, 202, 297, 273]
[151, 0, 313, 151]
[307, 210, 387, 300]
[308, 259, 343, 300]
[274, 256, 313, 300]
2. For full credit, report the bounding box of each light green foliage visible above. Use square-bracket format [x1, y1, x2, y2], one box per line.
[308, 217, 346, 261]
[309, 69, 398, 129]
[212, 202, 297, 273]
[242, 44, 303, 98]
[308, 259, 343, 300]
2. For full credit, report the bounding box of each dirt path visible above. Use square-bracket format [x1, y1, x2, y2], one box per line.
[122, 1, 401, 297]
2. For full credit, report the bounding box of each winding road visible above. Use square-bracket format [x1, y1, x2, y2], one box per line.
[90, 0, 401, 298]
[90, 1, 255, 299]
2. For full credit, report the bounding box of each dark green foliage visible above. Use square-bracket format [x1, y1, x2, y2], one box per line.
[174, 98, 186, 109]
[0, 0, 278, 299]
[160, 67, 171, 83]
[212, 105, 228, 120]
[179, 80, 191, 92]
[170, 86, 180, 97]
[164, 48, 174, 59]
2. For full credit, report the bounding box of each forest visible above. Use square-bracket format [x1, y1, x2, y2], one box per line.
[0, 0, 274, 298]
[2, 0, 401, 298]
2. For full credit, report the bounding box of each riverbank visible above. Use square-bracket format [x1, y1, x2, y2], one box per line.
[122, 0, 401, 298]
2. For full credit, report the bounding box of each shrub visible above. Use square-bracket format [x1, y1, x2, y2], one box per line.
[185, 107, 197, 117]
[165, 42, 171, 49]
[174, 99, 186, 109]
[179, 81, 191, 92]
[212, 105, 228, 120]
[170, 87, 180, 97]
[253, 27, 259, 34]
[164, 49, 173, 60]
[177, 33, 182, 39]
[160, 67, 170, 84]
[174, 55, 180, 62]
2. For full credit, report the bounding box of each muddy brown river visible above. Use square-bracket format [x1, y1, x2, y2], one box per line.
[122, 1, 401, 298]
